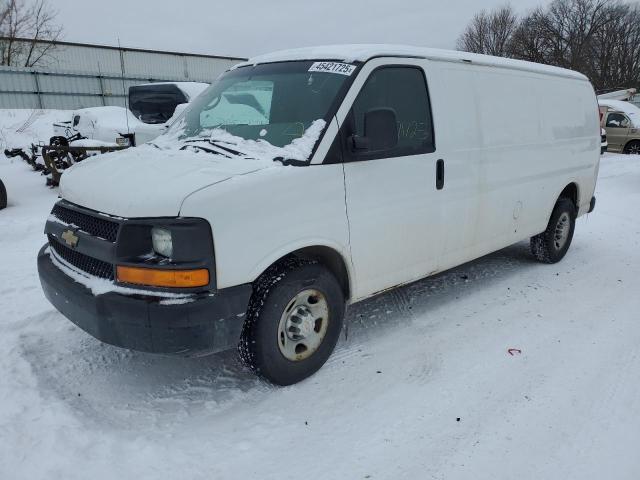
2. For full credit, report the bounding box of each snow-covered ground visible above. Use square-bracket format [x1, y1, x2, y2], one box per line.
[0, 109, 70, 153]
[1, 151, 639, 480]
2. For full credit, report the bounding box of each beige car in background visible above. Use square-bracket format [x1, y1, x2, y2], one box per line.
[599, 100, 640, 154]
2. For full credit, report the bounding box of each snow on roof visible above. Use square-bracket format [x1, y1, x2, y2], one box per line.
[598, 99, 640, 127]
[241, 44, 588, 81]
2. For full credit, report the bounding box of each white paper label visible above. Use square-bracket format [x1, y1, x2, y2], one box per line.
[308, 62, 356, 76]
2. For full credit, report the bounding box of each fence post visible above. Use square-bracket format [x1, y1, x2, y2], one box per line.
[33, 71, 43, 109]
[98, 74, 106, 106]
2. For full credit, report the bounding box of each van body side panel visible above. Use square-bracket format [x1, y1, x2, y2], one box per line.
[427, 63, 483, 260]
[439, 67, 599, 266]
[179, 165, 352, 292]
[419, 62, 599, 276]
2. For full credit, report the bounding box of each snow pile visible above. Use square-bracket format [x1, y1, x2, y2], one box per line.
[0, 109, 71, 153]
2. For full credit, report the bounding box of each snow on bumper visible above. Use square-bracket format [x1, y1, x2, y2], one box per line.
[37, 245, 252, 356]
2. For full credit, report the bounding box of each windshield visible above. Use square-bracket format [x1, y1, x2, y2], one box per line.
[164, 60, 356, 162]
[129, 84, 189, 124]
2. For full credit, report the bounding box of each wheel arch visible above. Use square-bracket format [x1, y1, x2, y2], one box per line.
[249, 242, 353, 301]
[623, 138, 640, 153]
[558, 182, 579, 208]
[541, 182, 580, 229]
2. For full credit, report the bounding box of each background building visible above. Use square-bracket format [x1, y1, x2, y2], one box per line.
[0, 37, 245, 109]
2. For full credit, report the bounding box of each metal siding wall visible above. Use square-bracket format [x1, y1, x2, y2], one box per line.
[0, 40, 243, 110]
[0, 92, 39, 108]
[124, 51, 187, 79]
[186, 56, 237, 81]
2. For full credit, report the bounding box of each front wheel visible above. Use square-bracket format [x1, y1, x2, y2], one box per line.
[239, 258, 345, 386]
[530, 197, 576, 264]
[624, 140, 640, 154]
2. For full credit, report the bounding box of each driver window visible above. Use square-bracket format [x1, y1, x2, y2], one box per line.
[348, 67, 435, 160]
[606, 113, 628, 128]
[200, 80, 274, 128]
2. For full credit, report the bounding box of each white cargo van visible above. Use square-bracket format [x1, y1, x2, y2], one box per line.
[38, 45, 600, 385]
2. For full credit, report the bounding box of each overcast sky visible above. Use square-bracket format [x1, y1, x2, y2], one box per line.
[53, 0, 552, 59]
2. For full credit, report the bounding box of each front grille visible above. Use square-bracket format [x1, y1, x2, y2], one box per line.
[51, 203, 119, 243]
[48, 234, 114, 280]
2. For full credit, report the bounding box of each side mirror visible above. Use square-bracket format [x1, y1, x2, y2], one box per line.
[350, 108, 398, 153]
[621, 118, 630, 128]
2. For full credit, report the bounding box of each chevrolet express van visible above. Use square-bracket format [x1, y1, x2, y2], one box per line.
[38, 45, 600, 385]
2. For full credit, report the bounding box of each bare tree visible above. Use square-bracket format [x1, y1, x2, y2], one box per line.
[0, 0, 63, 67]
[590, 3, 640, 89]
[458, 0, 640, 90]
[457, 5, 518, 57]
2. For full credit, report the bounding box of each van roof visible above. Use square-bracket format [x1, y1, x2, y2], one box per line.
[241, 44, 588, 81]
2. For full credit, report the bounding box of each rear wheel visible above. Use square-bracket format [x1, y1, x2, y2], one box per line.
[239, 258, 345, 386]
[530, 197, 576, 264]
[624, 140, 640, 154]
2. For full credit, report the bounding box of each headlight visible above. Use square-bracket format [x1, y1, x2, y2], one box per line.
[151, 227, 173, 258]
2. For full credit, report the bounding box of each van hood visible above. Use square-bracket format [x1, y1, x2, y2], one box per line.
[59, 145, 272, 218]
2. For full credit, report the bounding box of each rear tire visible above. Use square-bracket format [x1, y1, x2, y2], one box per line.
[624, 140, 640, 154]
[530, 197, 576, 264]
[0, 179, 6, 210]
[239, 258, 345, 386]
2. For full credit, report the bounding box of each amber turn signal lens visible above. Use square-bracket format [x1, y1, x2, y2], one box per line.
[116, 266, 209, 288]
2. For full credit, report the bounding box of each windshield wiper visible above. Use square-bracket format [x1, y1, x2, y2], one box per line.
[180, 143, 233, 158]
[273, 156, 308, 166]
[184, 138, 245, 158]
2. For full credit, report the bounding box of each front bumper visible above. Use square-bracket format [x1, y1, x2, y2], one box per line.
[38, 245, 252, 356]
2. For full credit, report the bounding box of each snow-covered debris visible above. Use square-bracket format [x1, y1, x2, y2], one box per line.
[0, 109, 71, 153]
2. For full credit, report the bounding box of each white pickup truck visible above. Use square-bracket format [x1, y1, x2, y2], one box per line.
[52, 82, 209, 146]
[38, 45, 600, 385]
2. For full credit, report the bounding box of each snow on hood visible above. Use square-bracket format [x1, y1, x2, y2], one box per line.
[59, 119, 326, 218]
[59, 145, 272, 218]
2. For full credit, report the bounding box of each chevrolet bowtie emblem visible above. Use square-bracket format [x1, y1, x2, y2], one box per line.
[61, 229, 79, 248]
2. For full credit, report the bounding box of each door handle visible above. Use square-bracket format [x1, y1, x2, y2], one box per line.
[436, 159, 445, 190]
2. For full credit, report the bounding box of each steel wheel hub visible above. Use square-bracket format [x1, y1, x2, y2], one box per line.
[554, 212, 570, 250]
[278, 289, 329, 361]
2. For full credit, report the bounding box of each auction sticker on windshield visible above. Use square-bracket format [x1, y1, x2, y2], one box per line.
[308, 62, 356, 76]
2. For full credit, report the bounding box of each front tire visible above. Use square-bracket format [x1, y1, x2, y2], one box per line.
[624, 140, 640, 154]
[239, 258, 345, 386]
[530, 197, 576, 264]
